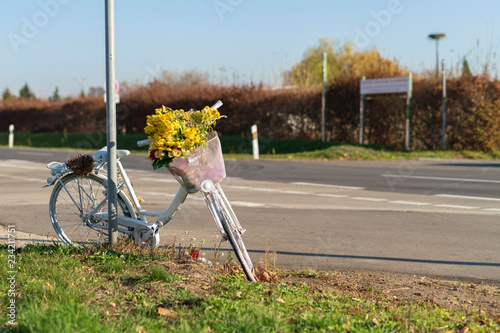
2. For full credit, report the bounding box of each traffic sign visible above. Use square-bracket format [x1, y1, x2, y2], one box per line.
[104, 80, 119, 93]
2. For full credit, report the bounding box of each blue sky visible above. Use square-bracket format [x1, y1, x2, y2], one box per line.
[1, 0, 499, 98]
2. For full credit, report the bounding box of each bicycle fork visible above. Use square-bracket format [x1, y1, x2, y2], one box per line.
[200, 180, 246, 240]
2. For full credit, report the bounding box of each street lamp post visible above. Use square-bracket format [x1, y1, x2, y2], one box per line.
[428, 33, 446, 78]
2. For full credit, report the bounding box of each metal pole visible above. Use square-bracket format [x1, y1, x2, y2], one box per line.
[428, 34, 445, 79]
[359, 76, 366, 145]
[105, 0, 118, 246]
[441, 59, 446, 150]
[405, 73, 413, 151]
[435, 40, 440, 78]
[321, 52, 327, 142]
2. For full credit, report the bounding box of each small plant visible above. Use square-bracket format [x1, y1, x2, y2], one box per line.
[142, 265, 180, 283]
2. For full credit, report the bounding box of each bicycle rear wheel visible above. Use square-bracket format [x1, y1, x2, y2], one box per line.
[202, 182, 256, 282]
[49, 173, 131, 246]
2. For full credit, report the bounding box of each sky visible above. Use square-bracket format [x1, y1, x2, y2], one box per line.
[1, 0, 499, 98]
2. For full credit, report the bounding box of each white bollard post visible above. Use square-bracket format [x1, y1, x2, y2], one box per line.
[251, 125, 259, 160]
[8, 124, 14, 148]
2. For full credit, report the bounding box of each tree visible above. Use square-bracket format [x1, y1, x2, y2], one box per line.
[19, 83, 35, 100]
[88, 86, 105, 98]
[461, 58, 472, 78]
[2, 88, 13, 101]
[49, 86, 61, 102]
[285, 38, 407, 88]
[159, 69, 209, 87]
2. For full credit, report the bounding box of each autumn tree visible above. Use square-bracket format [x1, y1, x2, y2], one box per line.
[285, 38, 408, 88]
[159, 70, 209, 87]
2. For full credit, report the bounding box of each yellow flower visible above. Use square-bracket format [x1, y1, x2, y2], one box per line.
[168, 149, 182, 158]
[154, 150, 165, 159]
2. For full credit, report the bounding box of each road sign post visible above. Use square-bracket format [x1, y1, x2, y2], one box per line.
[321, 52, 327, 142]
[105, 0, 118, 246]
[441, 59, 447, 150]
[359, 74, 413, 151]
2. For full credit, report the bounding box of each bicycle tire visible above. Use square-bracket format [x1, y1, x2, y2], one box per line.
[49, 173, 132, 246]
[207, 190, 256, 282]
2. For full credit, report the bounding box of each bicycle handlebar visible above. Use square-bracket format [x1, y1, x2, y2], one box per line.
[137, 139, 151, 147]
[137, 100, 223, 147]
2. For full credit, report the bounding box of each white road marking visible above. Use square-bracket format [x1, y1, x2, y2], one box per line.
[17, 151, 54, 156]
[252, 187, 279, 192]
[0, 162, 42, 170]
[435, 194, 500, 202]
[281, 190, 310, 195]
[482, 208, 500, 212]
[389, 201, 430, 206]
[291, 182, 365, 190]
[432, 204, 479, 210]
[315, 193, 348, 198]
[229, 201, 265, 207]
[0, 173, 46, 183]
[351, 197, 387, 202]
[225, 185, 252, 190]
[382, 174, 500, 184]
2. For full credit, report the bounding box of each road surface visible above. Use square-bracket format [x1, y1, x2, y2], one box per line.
[0, 147, 499, 283]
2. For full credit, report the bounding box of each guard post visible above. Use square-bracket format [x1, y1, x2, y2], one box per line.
[8, 124, 14, 148]
[359, 73, 413, 151]
[251, 125, 259, 160]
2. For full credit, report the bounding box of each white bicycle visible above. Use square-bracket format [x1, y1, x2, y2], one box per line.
[44, 101, 256, 282]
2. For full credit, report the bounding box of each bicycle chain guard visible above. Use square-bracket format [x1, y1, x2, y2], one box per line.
[133, 226, 158, 249]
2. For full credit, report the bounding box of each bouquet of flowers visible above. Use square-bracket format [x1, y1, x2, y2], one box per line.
[145, 105, 225, 192]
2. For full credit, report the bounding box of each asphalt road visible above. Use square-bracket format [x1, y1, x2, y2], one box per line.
[0, 147, 499, 283]
[1, 146, 499, 197]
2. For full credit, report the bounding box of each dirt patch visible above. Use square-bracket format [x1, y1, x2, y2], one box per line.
[277, 270, 500, 318]
[158, 260, 500, 318]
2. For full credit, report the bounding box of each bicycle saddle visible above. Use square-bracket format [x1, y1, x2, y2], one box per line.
[93, 147, 130, 163]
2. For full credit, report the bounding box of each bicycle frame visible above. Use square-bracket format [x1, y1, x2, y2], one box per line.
[46, 156, 190, 240]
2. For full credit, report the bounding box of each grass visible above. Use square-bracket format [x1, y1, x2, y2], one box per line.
[1, 132, 499, 161]
[1, 243, 498, 332]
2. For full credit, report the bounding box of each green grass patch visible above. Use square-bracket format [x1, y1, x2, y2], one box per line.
[1, 132, 499, 161]
[1, 244, 498, 332]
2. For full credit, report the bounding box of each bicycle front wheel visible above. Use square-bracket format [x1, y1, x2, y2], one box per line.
[49, 173, 131, 246]
[203, 184, 256, 282]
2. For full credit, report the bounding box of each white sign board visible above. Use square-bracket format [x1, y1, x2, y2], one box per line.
[360, 77, 410, 95]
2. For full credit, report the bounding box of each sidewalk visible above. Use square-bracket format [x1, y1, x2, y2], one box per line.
[0, 225, 60, 248]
